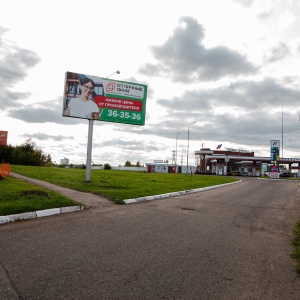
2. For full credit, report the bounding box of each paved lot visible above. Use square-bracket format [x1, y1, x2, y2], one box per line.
[1, 177, 300, 299]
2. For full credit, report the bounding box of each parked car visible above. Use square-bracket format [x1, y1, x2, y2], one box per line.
[279, 171, 291, 177]
[231, 171, 241, 176]
[240, 171, 252, 176]
[195, 168, 205, 174]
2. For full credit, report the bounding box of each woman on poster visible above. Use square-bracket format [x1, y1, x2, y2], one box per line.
[66, 77, 100, 120]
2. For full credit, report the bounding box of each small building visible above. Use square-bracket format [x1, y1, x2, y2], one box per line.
[60, 158, 70, 165]
[145, 162, 194, 174]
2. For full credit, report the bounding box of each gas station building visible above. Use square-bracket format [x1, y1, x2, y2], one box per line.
[195, 147, 300, 176]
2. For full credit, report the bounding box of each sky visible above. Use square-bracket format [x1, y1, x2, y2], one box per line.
[1, 0, 300, 166]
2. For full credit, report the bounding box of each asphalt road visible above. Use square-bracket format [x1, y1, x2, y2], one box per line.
[1, 177, 300, 299]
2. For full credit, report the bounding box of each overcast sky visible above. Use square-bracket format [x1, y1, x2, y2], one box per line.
[1, 0, 300, 166]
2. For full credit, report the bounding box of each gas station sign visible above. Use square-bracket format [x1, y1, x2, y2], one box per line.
[270, 140, 280, 173]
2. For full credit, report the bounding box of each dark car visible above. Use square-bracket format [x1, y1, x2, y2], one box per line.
[194, 167, 205, 174]
[231, 171, 241, 176]
[240, 171, 252, 176]
[279, 172, 290, 177]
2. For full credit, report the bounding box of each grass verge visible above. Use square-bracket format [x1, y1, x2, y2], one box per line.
[10, 165, 238, 204]
[0, 175, 81, 216]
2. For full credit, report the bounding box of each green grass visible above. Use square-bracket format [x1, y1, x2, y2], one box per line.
[0, 176, 81, 216]
[291, 220, 300, 273]
[10, 165, 238, 203]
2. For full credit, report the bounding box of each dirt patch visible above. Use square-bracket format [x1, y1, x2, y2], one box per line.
[21, 190, 50, 198]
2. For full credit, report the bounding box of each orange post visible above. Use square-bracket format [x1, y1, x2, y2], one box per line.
[0, 162, 10, 176]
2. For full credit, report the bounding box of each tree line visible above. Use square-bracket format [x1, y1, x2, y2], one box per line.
[124, 160, 143, 167]
[0, 139, 144, 168]
[0, 139, 52, 166]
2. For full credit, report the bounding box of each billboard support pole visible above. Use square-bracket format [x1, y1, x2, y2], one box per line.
[86, 119, 94, 182]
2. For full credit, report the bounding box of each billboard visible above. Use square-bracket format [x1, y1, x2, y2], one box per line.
[0, 131, 8, 146]
[63, 71, 147, 125]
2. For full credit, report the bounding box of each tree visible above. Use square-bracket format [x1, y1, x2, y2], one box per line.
[0, 144, 14, 163]
[136, 160, 141, 167]
[124, 160, 132, 167]
[0, 138, 52, 166]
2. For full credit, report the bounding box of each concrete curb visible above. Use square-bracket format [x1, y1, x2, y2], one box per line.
[0, 206, 84, 225]
[124, 180, 242, 204]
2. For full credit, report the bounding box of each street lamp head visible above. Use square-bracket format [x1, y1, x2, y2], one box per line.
[106, 70, 121, 79]
[188, 121, 197, 127]
[188, 121, 197, 129]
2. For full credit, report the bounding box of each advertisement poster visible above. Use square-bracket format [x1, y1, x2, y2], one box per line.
[62, 72, 147, 125]
[0, 131, 8, 146]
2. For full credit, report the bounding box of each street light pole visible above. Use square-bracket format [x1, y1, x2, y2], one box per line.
[282, 105, 283, 159]
[175, 132, 180, 173]
[186, 121, 197, 174]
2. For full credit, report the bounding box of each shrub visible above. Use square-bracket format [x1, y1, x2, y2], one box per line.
[104, 163, 112, 170]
